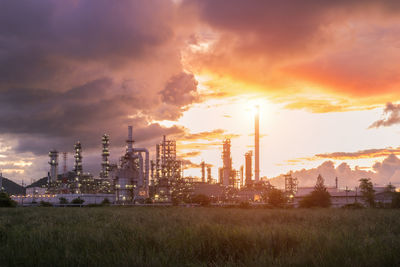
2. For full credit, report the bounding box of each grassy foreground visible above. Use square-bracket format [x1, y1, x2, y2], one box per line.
[1, 207, 400, 267]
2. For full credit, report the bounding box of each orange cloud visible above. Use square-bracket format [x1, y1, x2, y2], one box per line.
[315, 148, 400, 160]
[184, 0, 400, 112]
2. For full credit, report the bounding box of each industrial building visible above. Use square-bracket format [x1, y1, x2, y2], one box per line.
[112, 126, 149, 203]
[8, 104, 297, 206]
[152, 135, 182, 202]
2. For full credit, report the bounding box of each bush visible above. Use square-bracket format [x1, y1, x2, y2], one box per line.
[0, 192, 17, 207]
[268, 188, 287, 208]
[144, 198, 153, 204]
[39, 201, 53, 207]
[299, 190, 331, 208]
[191, 194, 211, 206]
[391, 192, 400, 208]
[71, 197, 85, 205]
[238, 201, 251, 209]
[59, 197, 68, 204]
[342, 202, 364, 209]
[101, 198, 111, 205]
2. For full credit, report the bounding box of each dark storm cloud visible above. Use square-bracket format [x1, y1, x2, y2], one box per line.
[0, 0, 198, 159]
[0, 0, 176, 89]
[160, 72, 199, 106]
[189, 0, 400, 57]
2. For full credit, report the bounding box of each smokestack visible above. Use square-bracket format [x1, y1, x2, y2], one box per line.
[201, 161, 206, 183]
[245, 151, 252, 185]
[127, 126, 134, 153]
[255, 105, 260, 182]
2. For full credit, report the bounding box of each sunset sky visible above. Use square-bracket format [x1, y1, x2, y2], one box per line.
[1, 0, 400, 187]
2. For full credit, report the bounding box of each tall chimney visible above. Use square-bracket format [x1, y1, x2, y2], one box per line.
[201, 161, 206, 183]
[127, 126, 134, 153]
[255, 105, 260, 182]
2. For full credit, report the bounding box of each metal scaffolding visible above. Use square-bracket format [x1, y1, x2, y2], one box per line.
[155, 135, 181, 181]
[74, 141, 82, 193]
[285, 173, 298, 200]
[100, 134, 110, 179]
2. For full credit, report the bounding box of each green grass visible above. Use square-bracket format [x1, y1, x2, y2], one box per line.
[1, 207, 400, 266]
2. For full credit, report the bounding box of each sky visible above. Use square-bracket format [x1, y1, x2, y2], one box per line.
[1, 0, 400, 188]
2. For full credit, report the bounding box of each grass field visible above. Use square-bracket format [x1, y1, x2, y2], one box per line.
[1, 207, 400, 267]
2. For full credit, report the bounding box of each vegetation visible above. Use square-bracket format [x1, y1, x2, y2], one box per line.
[267, 188, 287, 208]
[0, 192, 17, 207]
[101, 198, 111, 205]
[392, 192, 400, 208]
[299, 174, 331, 208]
[191, 194, 211, 206]
[71, 197, 85, 205]
[359, 178, 375, 207]
[1, 208, 400, 266]
[39, 201, 53, 207]
[59, 197, 68, 204]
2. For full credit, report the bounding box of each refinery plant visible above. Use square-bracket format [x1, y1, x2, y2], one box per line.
[8, 107, 302, 206]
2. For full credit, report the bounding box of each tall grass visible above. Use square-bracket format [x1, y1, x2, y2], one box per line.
[1, 207, 400, 266]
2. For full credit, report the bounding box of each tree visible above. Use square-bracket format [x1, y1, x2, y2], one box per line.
[299, 174, 331, 208]
[268, 188, 287, 208]
[59, 197, 68, 204]
[359, 178, 375, 207]
[101, 198, 111, 205]
[0, 192, 17, 207]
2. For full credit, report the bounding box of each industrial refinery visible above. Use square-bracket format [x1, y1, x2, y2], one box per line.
[8, 107, 301, 205]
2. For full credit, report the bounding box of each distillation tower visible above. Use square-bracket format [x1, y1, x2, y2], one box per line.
[207, 166, 212, 183]
[113, 126, 149, 202]
[74, 141, 83, 192]
[48, 150, 59, 183]
[155, 135, 181, 181]
[100, 134, 110, 179]
[154, 135, 181, 201]
[201, 161, 206, 182]
[222, 139, 232, 186]
[245, 151, 252, 186]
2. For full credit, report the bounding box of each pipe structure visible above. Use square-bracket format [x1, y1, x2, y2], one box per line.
[134, 148, 150, 189]
[138, 153, 144, 187]
[254, 105, 260, 182]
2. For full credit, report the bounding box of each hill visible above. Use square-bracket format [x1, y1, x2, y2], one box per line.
[0, 176, 25, 195]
